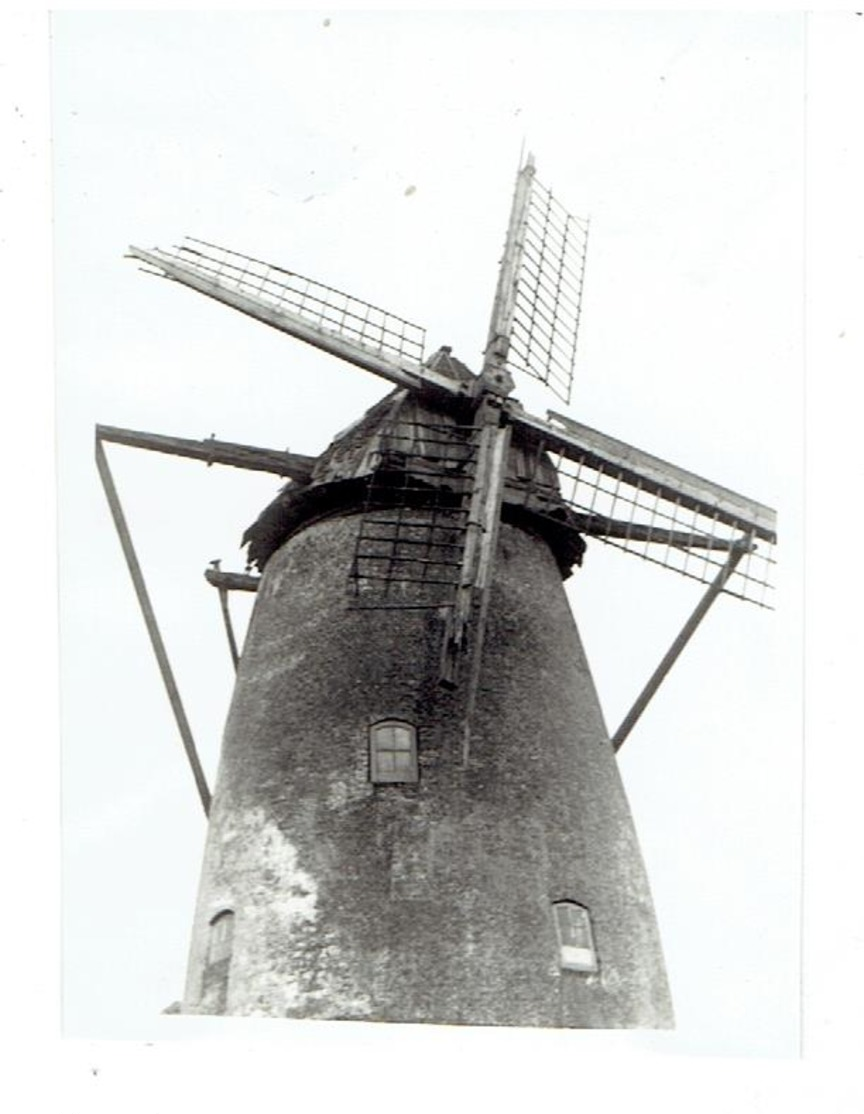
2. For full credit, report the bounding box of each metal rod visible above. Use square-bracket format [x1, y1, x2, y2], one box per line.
[208, 562, 241, 671]
[95, 432, 211, 816]
[611, 538, 752, 753]
[218, 589, 240, 672]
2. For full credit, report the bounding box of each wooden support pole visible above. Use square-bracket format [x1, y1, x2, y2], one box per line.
[482, 154, 534, 392]
[440, 399, 508, 688]
[576, 519, 741, 550]
[218, 588, 240, 671]
[96, 424, 315, 482]
[204, 568, 260, 593]
[611, 538, 752, 753]
[95, 433, 211, 816]
[127, 246, 471, 406]
[527, 409, 777, 545]
[209, 562, 241, 671]
[460, 419, 512, 766]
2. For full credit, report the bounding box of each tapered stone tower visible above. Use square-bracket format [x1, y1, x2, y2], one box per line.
[179, 371, 674, 1027]
[108, 154, 774, 1030]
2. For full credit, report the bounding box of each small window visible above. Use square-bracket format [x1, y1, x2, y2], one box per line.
[201, 910, 235, 1013]
[370, 719, 418, 784]
[553, 901, 598, 973]
[207, 909, 235, 966]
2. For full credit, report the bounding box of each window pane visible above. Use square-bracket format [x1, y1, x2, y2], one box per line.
[560, 907, 591, 948]
[208, 911, 235, 965]
[392, 726, 411, 751]
[370, 720, 418, 784]
[553, 903, 597, 973]
[392, 750, 413, 773]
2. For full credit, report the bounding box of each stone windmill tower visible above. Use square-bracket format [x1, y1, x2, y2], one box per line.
[98, 155, 776, 1028]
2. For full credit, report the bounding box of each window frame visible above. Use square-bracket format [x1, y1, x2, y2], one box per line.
[207, 909, 235, 966]
[552, 900, 599, 974]
[369, 718, 419, 784]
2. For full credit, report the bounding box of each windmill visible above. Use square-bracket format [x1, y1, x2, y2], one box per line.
[97, 154, 776, 1028]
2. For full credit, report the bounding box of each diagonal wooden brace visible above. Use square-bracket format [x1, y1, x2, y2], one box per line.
[611, 536, 753, 752]
[95, 430, 211, 816]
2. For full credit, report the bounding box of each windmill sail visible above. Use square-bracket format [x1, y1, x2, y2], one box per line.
[485, 156, 589, 406]
[127, 176, 775, 617]
[507, 409, 776, 607]
[109, 155, 780, 1030]
[127, 240, 469, 401]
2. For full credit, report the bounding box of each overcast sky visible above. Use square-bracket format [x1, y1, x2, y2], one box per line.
[51, 11, 803, 1055]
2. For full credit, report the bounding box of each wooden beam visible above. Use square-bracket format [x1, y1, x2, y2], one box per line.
[459, 418, 513, 765]
[510, 408, 777, 544]
[217, 585, 240, 671]
[204, 567, 260, 593]
[96, 424, 315, 482]
[95, 434, 211, 817]
[611, 539, 752, 752]
[440, 400, 508, 688]
[206, 561, 241, 673]
[480, 155, 533, 394]
[127, 246, 472, 405]
[577, 518, 740, 550]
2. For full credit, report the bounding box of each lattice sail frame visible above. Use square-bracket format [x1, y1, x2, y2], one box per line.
[349, 420, 479, 609]
[507, 172, 589, 406]
[510, 436, 776, 608]
[140, 238, 427, 368]
[127, 172, 774, 611]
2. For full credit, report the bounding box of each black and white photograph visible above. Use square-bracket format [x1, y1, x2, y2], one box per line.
[52, 9, 801, 1051]
[11, 7, 864, 1110]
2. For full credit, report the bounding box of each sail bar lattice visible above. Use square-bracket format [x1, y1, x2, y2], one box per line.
[493, 159, 589, 406]
[509, 409, 777, 607]
[127, 241, 468, 403]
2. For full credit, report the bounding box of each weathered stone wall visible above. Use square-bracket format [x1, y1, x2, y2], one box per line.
[182, 512, 673, 1027]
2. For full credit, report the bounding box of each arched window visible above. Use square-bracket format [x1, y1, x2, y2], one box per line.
[552, 901, 598, 973]
[202, 909, 235, 1013]
[369, 719, 418, 784]
[207, 910, 235, 965]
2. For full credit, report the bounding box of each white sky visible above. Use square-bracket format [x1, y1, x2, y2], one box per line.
[46, 9, 807, 1057]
